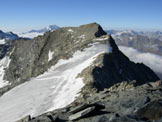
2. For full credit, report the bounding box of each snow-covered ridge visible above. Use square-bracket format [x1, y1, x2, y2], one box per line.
[0, 42, 111, 122]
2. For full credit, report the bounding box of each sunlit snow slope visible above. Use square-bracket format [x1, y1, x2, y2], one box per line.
[0, 43, 111, 122]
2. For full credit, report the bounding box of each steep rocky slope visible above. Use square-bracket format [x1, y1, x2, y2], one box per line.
[0, 23, 160, 122]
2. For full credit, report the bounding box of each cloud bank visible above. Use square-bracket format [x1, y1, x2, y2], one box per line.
[119, 46, 162, 79]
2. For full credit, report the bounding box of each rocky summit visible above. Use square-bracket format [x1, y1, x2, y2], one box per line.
[0, 23, 161, 122]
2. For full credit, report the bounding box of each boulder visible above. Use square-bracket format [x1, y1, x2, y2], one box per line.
[69, 106, 96, 120]
[136, 100, 162, 120]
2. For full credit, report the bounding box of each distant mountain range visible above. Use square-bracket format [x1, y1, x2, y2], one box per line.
[18, 25, 60, 38]
[106, 29, 162, 41]
[0, 30, 19, 44]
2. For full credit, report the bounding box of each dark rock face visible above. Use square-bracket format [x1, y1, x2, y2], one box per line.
[0, 44, 10, 59]
[92, 52, 159, 90]
[78, 47, 159, 93]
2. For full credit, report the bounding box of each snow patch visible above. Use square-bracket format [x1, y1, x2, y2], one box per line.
[0, 56, 11, 88]
[0, 39, 6, 45]
[0, 42, 111, 122]
[68, 29, 74, 32]
[93, 37, 109, 41]
[129, 37, 133, 40]
[78, 35, 85, 39]
[48, 50, 54, 61]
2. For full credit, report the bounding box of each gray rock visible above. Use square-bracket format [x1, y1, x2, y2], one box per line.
[16, 115, 31, 122]
[69, 102, 105, 114]
[69, 106, 95, 121]
[136, 100, 162, 121]
[30, 114, 57, 122]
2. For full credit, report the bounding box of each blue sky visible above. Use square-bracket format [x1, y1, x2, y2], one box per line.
[0, 0, 162, 32]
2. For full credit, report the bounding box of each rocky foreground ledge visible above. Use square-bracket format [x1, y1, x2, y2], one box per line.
[17, 80, 162, 122]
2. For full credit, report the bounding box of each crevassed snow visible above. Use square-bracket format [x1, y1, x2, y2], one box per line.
[0, 39, 6, 45]
[0, 56, 11, 88]
[0, 42, 111, 122]
[48, 50, 54, 61]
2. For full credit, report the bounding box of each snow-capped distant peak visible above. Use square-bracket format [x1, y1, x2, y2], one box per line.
[0, 30, 19, 41]
[45, 25, 60, 31]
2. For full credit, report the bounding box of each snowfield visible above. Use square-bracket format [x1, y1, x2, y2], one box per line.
[0, 42, 111, 122]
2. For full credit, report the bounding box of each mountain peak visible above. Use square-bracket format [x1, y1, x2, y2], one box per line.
[0, 23, 160, 122]
[79, 22, 107, 37]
